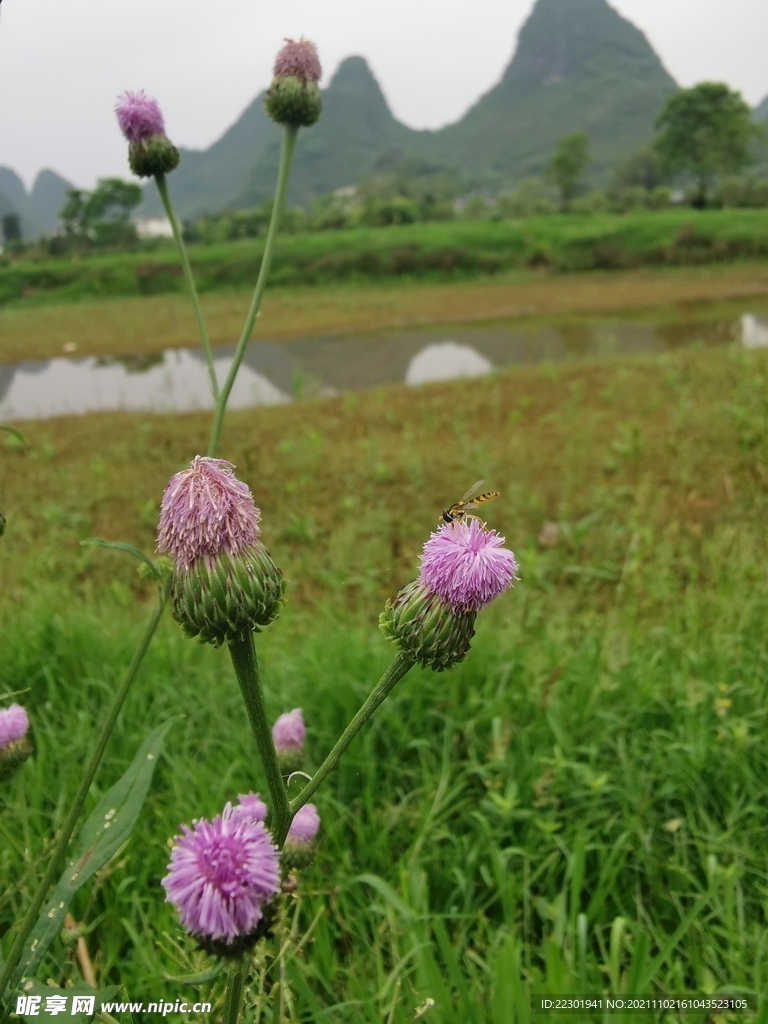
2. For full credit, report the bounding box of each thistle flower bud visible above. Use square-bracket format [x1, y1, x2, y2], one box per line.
[157, 457, 285, 646]
[0, 703, 32, 779]
[282, 804, 320, 869]
[115, 91, 180, 178]
[264, 39, 322, 128]
[380, 520, 518, 671]
[272, 708, 305, 772]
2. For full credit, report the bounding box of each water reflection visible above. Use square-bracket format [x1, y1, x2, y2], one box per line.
[1, 309, 767, 422]
[405, 342, 492, 384]
[742, 314, 768, 349]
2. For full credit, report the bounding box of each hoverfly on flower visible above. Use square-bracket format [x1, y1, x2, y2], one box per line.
[440, 480, 499, 526]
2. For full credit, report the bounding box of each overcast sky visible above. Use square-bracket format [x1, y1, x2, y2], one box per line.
[1, 0, 767, 191]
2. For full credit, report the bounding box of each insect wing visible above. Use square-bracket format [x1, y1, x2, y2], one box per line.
[460, 479, 485, 504]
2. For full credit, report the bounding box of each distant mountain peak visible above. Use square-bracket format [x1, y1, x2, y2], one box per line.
[502, 0, 674, 96]
[323, 55, 397, 128]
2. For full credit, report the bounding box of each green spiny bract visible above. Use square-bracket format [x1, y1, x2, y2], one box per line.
[379, 579, 476, 672]
[172, 544, 285, 646]
[128, 135, 180, 178]
[264, 77, 322, 128]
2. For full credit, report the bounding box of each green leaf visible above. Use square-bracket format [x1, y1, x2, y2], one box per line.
[14, 983, 119, 1024]
[8, 721, 174, 994]
[80, 539, 161, 581]
[351, 874, 415, 921]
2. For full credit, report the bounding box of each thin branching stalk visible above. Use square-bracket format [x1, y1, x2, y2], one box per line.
[0, 582, 170, 1005]
[154, 173, 219, 401]
[290, 654, 415, 815]
[207, 125, 298, 458]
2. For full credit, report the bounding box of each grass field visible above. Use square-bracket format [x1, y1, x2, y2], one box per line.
[3, 261, 768, 365]
[3, 339, 768, 1020]
[3, 209, 768, 311]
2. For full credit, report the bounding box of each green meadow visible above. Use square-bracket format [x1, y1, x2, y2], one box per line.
[3, 335, 768, 1020]
[4, 209, 768, 309]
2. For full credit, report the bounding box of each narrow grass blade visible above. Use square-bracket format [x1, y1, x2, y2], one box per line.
[0, 426, 27, 445]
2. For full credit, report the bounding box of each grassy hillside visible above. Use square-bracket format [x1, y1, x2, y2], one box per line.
[2, 209, 768, 308]
[3, 344, 768, 1015]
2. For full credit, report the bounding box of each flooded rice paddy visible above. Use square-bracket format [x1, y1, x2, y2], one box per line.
[1, 299, 767, 421]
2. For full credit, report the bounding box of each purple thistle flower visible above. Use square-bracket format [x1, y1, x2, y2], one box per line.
[0, 704, 28, 749]
[115, 90, 165, 142]
[233, 793, 268, 824]
[162, 803, 280, 944]
[272, 709, 305, 756]
[287, 804, 320, 846]
[273, 39, 321, 84]
[157, 457, 261, 571]
[419, 520, 518, 612]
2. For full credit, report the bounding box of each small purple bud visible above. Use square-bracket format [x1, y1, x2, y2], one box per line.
[115, 90, 165, 142]
[233, 792, 268, 823]
[272, 709, 305, 757]
[287, 804, 320, 846]
[0, 704, 28, 749]
[282, 804, 320, 868]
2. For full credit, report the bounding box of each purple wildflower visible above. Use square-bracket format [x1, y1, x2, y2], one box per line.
[233, 793, 268, 823]
[0, 704, 28, 749]
[419, 520, 518, 612]
[157, 457, 261, 571]
[273, 39, 321, 84]
[162, 803, 280, 944]
[115, 90, 165, 143]
[287, 804, 320, 846]
[272, 709, 305, 756]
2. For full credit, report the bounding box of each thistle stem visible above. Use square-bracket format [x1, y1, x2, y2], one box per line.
[228, 634, 291, 846]
[207, 124, 298, 458]
[290, 654, 414, 815]
[154, 173, 219, 401]
[221, 954, 249, 1024]
[0, 583, 169, 1005]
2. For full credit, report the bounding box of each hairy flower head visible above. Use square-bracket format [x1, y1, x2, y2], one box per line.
[157, 457, 261, 571]
[0, 704, 28, 750]
[115, 90, 165, 142]
[162, 803, 280, 944]
[273, 39, 321, 84]
[419, 520, 518, 612]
